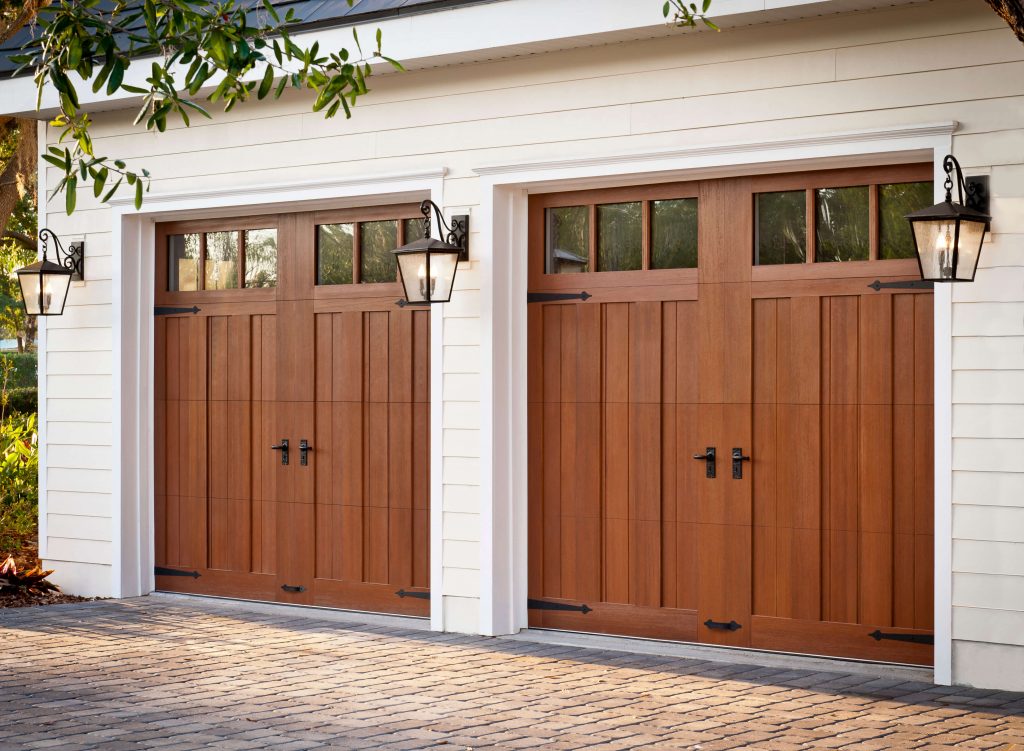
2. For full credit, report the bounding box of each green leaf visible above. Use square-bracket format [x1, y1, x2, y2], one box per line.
[258, 65, 274, 99]
[66, 176, 77, 214]
[93, 167, 108, 198]
[107, 59, 125, 95]
[134, 179, 144, 210]
[42, 155, 66, 170]
[663, 1, 670, 17]
[102, 178, 123, 203]
[702, 0, 711, 11]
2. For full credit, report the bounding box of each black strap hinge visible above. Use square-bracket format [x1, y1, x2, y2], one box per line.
[396, 589, 430, 600]
[868, 280, 933, 292]
[527, 291, 592, 303]
[154, 566, 200, 579]
[154, 306, 201, 316]
[868, 629, 933, 645]
[527, 598, 592, 614]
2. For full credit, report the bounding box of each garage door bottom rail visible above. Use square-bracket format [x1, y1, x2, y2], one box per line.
[154, 567, 430, 617]
[526, 597, 932, 666]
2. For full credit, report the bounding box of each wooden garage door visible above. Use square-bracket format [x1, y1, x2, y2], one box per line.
[527, 164, 935, 664]
[154, 208, 430, 615]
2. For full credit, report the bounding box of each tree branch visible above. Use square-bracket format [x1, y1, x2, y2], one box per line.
[2, 230, 36, 251]
[984, 0, 1024, 43]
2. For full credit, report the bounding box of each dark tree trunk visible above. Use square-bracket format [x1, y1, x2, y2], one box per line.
[985, 0, 1024, 43]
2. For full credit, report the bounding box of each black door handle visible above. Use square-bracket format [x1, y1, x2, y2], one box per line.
[271, 439, 289, 465]
[704, 618, 741, 632]
[732, 448, 750, 479]
[300, 439, 312, 466]
[693, 447, 716, 479]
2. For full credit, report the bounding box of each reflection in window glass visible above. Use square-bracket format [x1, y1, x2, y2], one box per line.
[756, 191, 806, 265]
[360, 220, 399, 284]
[244, 229, 277, 288]
[546, 206, 589, 274]
[816, 186, 869, 263]
[205, 231, 239, 289]
[596, 202, 642, 272]
[318, 224, 354, 285]
[880, 181, 933, 260]
[168, 234, 200, 291]
[403, 218, 426, 244]
[652, 198, 698, 269]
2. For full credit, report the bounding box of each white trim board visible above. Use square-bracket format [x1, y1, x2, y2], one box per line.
[106, 168, 447, 632]
[472, 121, 955, 687]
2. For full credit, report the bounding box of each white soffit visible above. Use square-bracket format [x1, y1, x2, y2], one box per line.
[0, 0, 931, 118]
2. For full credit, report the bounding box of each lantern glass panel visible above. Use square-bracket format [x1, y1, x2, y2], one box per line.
[954, 219, 987, 281]
[397, 250, 459, 304]
[912, 219, 959, 281]
[18, 268, 71, 316]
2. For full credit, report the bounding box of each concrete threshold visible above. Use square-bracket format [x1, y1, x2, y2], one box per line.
[506, 627, 934, 683]
[147, 591, 431, 631]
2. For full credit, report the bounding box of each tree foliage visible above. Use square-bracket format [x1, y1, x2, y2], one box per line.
[9, 0, 402, 212]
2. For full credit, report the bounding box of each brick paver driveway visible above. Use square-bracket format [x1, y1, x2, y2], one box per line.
[1, 598, 1022, 750]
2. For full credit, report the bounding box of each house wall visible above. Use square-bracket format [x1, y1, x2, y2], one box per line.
[36, 0, 1024, 689]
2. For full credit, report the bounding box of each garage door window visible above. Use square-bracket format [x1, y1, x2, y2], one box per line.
[755, 180, 932, 265]
[545, 196, 698, 274]
[167, 227, 277, 291]
[317, 216, 426, 286]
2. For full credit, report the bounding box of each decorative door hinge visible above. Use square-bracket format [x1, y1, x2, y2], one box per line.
[867, 280, 933, 292]
[868, 630, 933, 645]
[527, 291, 592, 303]
[527, 598, 592, 614]
[396, 589, 430, 600]
[154, 566, 200, 579]
[154, 306, 201, 316]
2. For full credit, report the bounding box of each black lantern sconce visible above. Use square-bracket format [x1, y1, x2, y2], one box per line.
[14, 228, 85, 317]
[905, 155, 990, 283]
[392, 200, 468, 305]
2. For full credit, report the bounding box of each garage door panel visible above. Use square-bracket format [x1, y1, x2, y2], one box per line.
[156, 210, 429, 614]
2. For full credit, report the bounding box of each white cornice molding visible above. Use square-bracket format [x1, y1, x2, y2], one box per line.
[473, 122, 959, 177]
[107, 167, 447, 209]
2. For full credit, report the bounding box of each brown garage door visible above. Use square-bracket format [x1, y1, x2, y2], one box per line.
[154, 207, 430, 615]
[527, 164, 935, 665]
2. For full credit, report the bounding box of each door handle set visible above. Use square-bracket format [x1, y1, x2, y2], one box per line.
[269, 439, 313, 466]
[693, 447, 750, 480]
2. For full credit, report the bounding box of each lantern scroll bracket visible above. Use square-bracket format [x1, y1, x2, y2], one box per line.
[39, 228, 85, 281]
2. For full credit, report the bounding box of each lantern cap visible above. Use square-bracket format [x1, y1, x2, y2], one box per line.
[905, 199, 990, 224]
[392, 236, 463, 256]
[15, 257, 74, 276]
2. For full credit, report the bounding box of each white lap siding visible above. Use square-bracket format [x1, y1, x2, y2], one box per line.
[35, 0, 1024, 686]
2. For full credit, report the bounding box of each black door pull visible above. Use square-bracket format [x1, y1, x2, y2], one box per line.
[281, 584, 305, 593]
[732, 448, 750, 479]
[693, 447, 716, 479]
[300, 439, 312, 466]
[271, 439, 289, 465]
[704, 618, 742, 632]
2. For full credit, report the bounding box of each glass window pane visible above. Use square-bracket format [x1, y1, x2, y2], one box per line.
[360, 220, 399, 284]
[756, 191, 806, 265]
[815, 186, 869, 263]
[880, 181, 934, 260]
[318, 224, 354, 285]
[205, 231, 239, 290]
[596, 202, 642, 272]
[244, 229, 277, 288]
[546, 206, 589, 274]
[403, 217, 426, 244]
[651, 198, 698, 269]
[168, 234, 200, 291]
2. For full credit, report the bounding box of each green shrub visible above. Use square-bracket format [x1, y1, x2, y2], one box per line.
[5, 387, 37, 416]
[2, 353, 36, 390]
[0, 412, 38, 554]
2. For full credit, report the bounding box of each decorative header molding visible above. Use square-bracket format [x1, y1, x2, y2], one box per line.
[473, 122, 959, 177]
